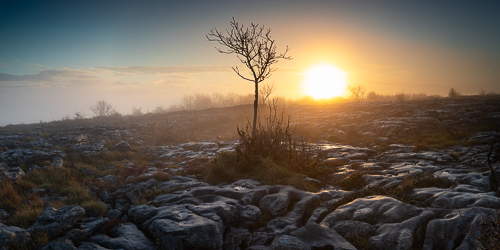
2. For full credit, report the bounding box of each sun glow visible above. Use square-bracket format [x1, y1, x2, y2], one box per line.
[303, 64, 348, 99]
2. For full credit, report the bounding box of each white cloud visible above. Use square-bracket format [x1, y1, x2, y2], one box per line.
[0, 62, 8, 67]
[94, 65, 233, 76]
[0, 64, 240, 92]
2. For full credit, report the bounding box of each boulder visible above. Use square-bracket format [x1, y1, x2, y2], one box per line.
[148, 205, 224, 250]
[62, 217, 109, 246]
[320, 196, 422, 228]
[112, 141, 131, 152]
[0, 166, 25, 182]
[369, 210, 446, 250]
[259, 193, 289, 217]
[89, 223, 155, 250]
[29, 206, 85, 239]
[77, 242, 112, 250]
[332, 220, 376, 241]
[413, 185, 500, 209]
[290, 223, 356, 250]
[223, 227, 251, 250]
[269, 235, 310, 250]
[0, 223, 33, 249]
[38, 239, 76, 250]
[422, 207, 493, 250]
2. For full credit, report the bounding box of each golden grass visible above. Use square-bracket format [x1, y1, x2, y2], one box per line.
[9, 196, 45, 228]
[0, 181, 23, 211]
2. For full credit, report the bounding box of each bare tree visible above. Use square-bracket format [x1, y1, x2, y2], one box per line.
[193, 94, 212, 110]
[182, 95, 194, 110]
[131, 107, 143, 116]
[74, 111, 86, 120]
[260, 82, 276, 104]
[448, 87, 461, 98]
[347, 84, 366, 103]
[212, 92, 224, 107]
[90, 100, 115, 117]
[207, 18, 291, 138]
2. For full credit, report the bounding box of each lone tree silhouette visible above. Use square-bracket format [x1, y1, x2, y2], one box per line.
[207, 18, 291, 138]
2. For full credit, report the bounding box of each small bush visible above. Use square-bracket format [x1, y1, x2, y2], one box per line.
[478, 210, 500, 249]
[0, 181, 23, 211]
[237, 100, 316, 174]
[448, 87, 461, 98]
[9, 196, 45, 228]
[31, 230, 50, 248]
[349, 233, 372, 250]
[202, 152, 240, 184]
[81, 200, 107, 216]
[333, 172, 365, 190]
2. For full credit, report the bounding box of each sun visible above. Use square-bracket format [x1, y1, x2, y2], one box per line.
[303, 64, 348, 99]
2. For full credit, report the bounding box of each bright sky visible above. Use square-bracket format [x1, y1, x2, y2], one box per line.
[1, 0, 499, 125]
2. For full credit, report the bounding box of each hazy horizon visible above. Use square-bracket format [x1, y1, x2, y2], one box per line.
[1, 0, 499, 126]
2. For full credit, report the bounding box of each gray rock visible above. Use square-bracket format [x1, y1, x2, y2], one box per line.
[321, 196, 424, 230]
[89, 223, 155, 250]
[369, 210, 445, 250]
[104, 209, 122, 220]
[99, 191, 115, 203]
[0, 166, 25, 182]
[332, 220, 376, 241]
[179, 142, 219, 151]
[265, 192, 320, 234]
[96, 175, 117, 183]
[72, 143, 106, 156]
[422, 207, 493, 250]
[291, 223, 356, 250]
[61, 217, 109, 246]
[259, 193, 289, 217]
[28, 187, 46, 195]
[29, 206, 85, 239]
[77, 242, 113, 250]
[238, 204, 262, 221]
[269, 235, 310, 250]
[51, 157, 64, 168]
[112, 141, 131, 152]
[223, 227, 251, 250]
[148, 205, 224, 250]
[413, 185, 500, 209]
[114, 198, 131, 213]
[0, 209, 9, 224]
[0, 223, 33, 249]
[126, 186, 143, 205]
[38, 239, 76, 250]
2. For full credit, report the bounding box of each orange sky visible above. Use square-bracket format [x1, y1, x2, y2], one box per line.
[1, 0, 499, 125]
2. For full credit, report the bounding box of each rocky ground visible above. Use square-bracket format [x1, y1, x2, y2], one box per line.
[1, 96, 500, 249]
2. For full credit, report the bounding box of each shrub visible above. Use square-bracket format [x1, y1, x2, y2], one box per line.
[9, 196, 45, 228]
[81, 200, 107, 216]
[237, 100, 316, 174]
[0, 181, 23, 211]
[333, 172, 365, 190]
[448, 87, 461, 98]
[90, 100, 116, 117]
[198, 106, 322, 191]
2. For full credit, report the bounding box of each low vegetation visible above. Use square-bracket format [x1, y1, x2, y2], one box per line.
[188, 101, 321, 191]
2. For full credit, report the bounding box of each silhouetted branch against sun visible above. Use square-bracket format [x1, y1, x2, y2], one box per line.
[207, 17, 291, 138]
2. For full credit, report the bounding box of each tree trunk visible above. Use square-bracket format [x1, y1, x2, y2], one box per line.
[252, 80, 259, 140]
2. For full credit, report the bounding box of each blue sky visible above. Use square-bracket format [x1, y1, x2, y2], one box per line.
[1, 0, 499, 125]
